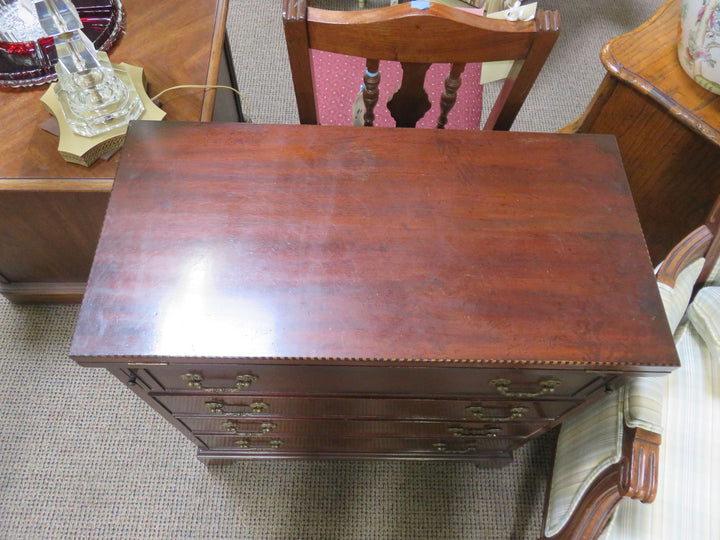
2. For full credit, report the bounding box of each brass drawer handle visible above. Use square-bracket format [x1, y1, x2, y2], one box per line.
[234, 439, 283, 449]
[181, 373, 258, 391]
[223, 421, 276, 435]
[466, 405, 528, 421]
[205, 400, 268, 415]
[490, 378, 561, 398]
[447, 426, 502, 438]
[432, 442, 478, 454]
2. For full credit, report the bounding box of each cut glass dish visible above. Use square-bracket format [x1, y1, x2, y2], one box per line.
[0, 0, 125, 88]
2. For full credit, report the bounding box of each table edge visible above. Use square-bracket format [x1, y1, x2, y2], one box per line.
[600, 0, 720, 146]
[67, 353, 682, 371]
[200, 0, 230, 121]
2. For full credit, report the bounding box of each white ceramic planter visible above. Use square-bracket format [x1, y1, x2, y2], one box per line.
[678, 0, 720, 94]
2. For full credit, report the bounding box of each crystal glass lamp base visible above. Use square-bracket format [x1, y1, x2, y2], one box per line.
[41, 61, 166, 167]
[55, 51, 144, 137]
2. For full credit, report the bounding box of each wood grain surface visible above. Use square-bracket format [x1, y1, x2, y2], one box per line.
[72, 121, 677, 372]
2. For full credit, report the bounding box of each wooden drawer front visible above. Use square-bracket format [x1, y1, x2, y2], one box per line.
[179, 417, 546, 439]
[196, 434, 516, 456]
[139, 364, 606, 398]
[155, 394, 579, 421]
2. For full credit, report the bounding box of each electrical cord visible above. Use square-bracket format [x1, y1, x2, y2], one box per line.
[150, 84, 251, 122]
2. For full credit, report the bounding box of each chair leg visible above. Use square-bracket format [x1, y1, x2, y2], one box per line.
[539, 426, 660, 540]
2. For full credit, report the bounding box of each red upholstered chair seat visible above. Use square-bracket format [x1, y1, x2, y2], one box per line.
[311, 50, 484, 129]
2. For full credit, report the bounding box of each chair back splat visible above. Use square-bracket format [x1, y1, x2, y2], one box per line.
[282, 0, 560, 130]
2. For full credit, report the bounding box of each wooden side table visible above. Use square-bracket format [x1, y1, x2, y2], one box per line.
[70, 121, 678, 463]
[0, 0, 238, 304]
[563, 0, 720, 265]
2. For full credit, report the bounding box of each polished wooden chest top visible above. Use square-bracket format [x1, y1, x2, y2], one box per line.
[70, 121, 678, 462]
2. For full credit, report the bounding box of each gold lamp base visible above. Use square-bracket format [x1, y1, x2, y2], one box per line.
[41, 62, 166, 167]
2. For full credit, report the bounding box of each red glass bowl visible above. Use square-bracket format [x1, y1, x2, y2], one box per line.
[0, 0, 126, 88]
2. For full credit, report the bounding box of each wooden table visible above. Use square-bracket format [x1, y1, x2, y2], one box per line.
[563, 0, 720, 265]
[70, 121, 678, 463]
[0, 0, 236, 304]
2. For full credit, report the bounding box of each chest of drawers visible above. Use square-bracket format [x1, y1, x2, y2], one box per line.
[109, 362, 607, 461]
[70, 122, 679, 464]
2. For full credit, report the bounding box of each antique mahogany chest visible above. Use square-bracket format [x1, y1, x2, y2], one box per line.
[70, 121, 678, 463]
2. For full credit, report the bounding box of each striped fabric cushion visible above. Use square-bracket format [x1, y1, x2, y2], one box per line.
[544, 389, 624, 537]
[601, 315, 720, 539]
[687, 287, 720, 349]
[543, 258, 706, 538]
[622, 376, 665, 433]
[708, 257, 720, 284]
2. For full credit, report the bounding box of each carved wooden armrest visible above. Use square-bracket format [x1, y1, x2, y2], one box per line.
[539, 425, 660, 540]
[658, 194, 720, 289]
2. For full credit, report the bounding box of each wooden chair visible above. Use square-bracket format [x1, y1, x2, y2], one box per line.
[540, 195, 720, 540]
[282, 0, 559, 129]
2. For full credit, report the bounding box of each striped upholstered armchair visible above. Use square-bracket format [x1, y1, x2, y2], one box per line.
[541, 198, 720, 540]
